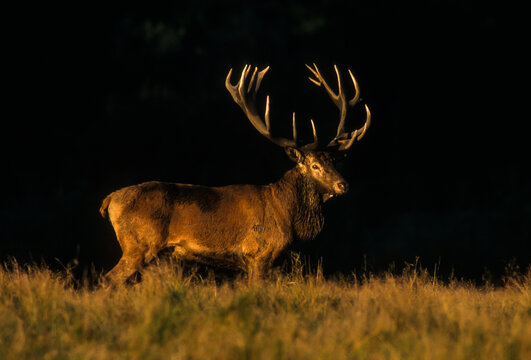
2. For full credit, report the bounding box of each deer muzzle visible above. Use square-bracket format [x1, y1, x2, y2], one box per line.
[334, 181, 349, 195]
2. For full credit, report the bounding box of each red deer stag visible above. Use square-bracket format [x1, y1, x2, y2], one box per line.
[100, 64, 371, 283]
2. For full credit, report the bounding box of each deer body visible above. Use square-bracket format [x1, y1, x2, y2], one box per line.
[102, 64, 371, 283]
[101, 181, 292, 282]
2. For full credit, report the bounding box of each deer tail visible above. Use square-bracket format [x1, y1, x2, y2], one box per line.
[99, 194, 113, 219]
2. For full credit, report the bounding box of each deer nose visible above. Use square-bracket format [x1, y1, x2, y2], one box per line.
[335, 181, 349, 194]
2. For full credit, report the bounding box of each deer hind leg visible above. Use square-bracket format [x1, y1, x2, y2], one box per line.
[104, 252, 144, 285]
[105, 221, 165, 285]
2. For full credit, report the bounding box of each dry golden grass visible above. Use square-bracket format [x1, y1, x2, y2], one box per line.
[1, 257, 530, 360]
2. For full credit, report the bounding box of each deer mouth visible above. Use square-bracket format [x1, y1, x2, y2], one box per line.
[322, 192, 338, 202]
[322, 193, 333, 202]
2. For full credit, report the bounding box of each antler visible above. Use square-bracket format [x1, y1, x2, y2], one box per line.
[226, 65, 318, 150]
[306, 63, 371, 151]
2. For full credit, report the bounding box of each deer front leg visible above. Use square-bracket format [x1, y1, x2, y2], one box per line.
[245, 258, 270, 284]
[247, 264, 263, 284]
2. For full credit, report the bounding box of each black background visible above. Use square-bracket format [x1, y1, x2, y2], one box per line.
[3, 1, 529, 281]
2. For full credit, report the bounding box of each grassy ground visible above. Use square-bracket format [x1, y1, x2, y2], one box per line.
[1, 257, 530, 360]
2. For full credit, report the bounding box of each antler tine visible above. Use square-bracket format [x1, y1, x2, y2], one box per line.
[310, 119, 319, 145]
[301, 119, 319, 151]
[265, 95, 271, 131]
[237, 65, 250, 98]
[247, 66, 258, 94]
[334, 65, 348, 136]
[254, 66, 270, 97]
[292, 112, 297, 143]
[348, 69, 361, 106]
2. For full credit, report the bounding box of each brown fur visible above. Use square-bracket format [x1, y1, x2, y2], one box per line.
[102, 150, 348, 284]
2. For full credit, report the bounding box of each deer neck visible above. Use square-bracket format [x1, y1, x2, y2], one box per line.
[272, 167, 324, 241]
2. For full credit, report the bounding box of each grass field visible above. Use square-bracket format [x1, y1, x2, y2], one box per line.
[1, 257, 530, 360]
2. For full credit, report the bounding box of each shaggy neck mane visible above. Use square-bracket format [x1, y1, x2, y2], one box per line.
[276, 167, 324, 241]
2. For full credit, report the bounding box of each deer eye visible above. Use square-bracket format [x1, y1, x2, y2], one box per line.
[311, 164, 320, 170]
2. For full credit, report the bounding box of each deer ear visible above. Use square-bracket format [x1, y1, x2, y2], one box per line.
[285, 147, 304, 163]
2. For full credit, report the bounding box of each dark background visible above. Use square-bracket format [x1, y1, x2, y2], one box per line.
[3, 1, 529, 281]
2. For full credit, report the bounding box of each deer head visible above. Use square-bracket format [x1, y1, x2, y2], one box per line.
[226, 64, 371, 201]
